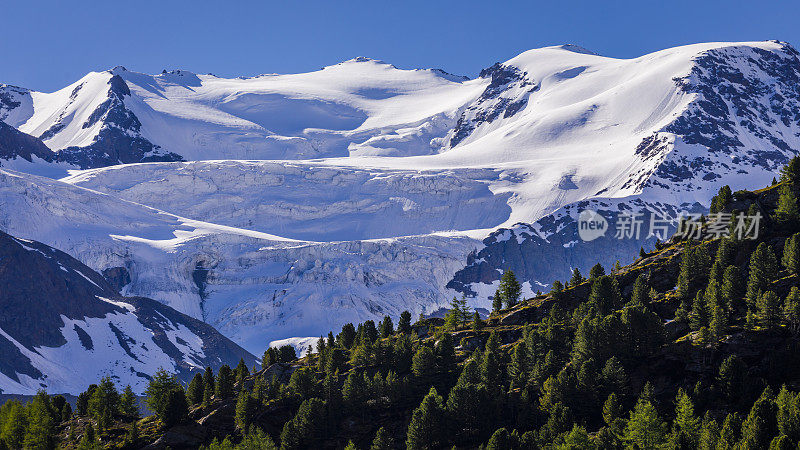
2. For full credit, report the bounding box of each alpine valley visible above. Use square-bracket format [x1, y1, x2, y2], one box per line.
[2, 41, 800, 394]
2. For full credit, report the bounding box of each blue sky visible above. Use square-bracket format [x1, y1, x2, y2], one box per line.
[2, 0, 798, 92]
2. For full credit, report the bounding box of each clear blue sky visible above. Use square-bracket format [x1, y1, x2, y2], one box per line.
[2, 0, 797, 92]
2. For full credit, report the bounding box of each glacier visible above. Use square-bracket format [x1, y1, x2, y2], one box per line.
[2, 41, 800, 356]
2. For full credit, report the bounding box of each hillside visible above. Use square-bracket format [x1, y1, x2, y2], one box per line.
[5, 161, 800, 448]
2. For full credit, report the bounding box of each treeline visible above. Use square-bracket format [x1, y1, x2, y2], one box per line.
[4, 158, 800, 449]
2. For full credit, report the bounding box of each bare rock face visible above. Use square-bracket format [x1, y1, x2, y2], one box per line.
[0, 121, 54, 162]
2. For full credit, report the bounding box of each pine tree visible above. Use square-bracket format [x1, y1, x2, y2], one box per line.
[717, 355, 746, 405]
[589, 275, 623, 315]
[216, 365, 234, 399]
[569, 267, 585, 286]
[710, 185, 733, 213]
[398, 311, 412, 334]
[697, 413, 719, 450]
[721, 265, 742, 310]
[379, 315, 394, 337]
[23, 391, 54, 450]
[630, 273, 648, 305]
[603, 392, 623, 427]
[187, 373, 204, 407]
[370, 427, 393, 450]
[472, 310, 485, 332]
[782, 233, 800, 274]
[338, 323, 357, 348]
[776, 386, 800, 443]
[508, 341, 528, 388]
[781, 156, 800, 185]
[497, 270, 522, 308]
[740, 388, 778, 449]
[202, 366, 215, 404]
[492, 289, 503, 313]
[405, 387, 445, 450]
[88, 376, 119, 430]
[775, 184, 800, 224]
[162, 389, 188, 428]
[784, 287, 800, 333]
[589, 263, 605, 280]
[670, 389, 701, 448]
[235, 358, 249, 385]
[624, 398, 668, 448]
[757, 290, 782, 328]
[144, 369, 185, 425]
[746, 242, 779, 308]
[119, 385, 139, 418]
[234, 389, 254, 430]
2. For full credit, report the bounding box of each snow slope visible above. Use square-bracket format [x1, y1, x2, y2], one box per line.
[0, 230, 255, 395]
[2, 41, 800, 357]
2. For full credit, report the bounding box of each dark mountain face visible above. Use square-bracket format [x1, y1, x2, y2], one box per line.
[55, 74, 184, 169]
[0, 230, 255, 394]
[0, 121, 54, 162]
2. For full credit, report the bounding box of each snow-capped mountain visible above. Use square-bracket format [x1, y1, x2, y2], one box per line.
[1, 41, 799, 358]
[0, 229, 255, 395]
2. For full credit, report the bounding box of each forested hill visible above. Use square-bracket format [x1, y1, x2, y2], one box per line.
[6, 159, 800, 448]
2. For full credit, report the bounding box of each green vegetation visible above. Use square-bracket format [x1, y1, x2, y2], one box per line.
[5, 170, 800, 449]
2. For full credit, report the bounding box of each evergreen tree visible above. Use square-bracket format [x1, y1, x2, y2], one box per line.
[746, 242, 779, 308]
[624, 398, 668, 448]
[144, 368, 185, 425]
[497, 270, 522, 308]
[710, 185, 733, 213]
[405, 387, 445, 450]
[721, 265, 742, 310]
[88, 376, 119, 430]
[670, 389, 701, 448]
[780, 156, 800, 185]
[782, 233, 800, 274]
[216, 365, 234, 399]
[492, 289, 503, 313]
[187, 373, 205, 407]
[589, 275, 623, 315]
[23, 391, 54, 450]
[398, 311, 412, 334]
[77, 424, 100, 450]
[119, 385, 139, 418]
[472, 310, 485, 332]
[739, 388, 778, 449]
[235, 389, 255, 431]
[338, 323, 357, 348]
[784, 287, 800, 333]
[162, 389, 188, 428]
[776, 386, 800, 443]
[202, 366, 215, 404]
[630, 273, 648, 305]
[379, 315, 394, 338]
[569, 267, 585, 286]
[697, 413, 719, 450]
[717, 355, 746, 405]
[235, 358, 249, 385]
[589, 263, 605, 280]
[775, 185, 800, 224]
[370, 426, 394, 450]
[690, 290, 709, 331]
[757, 290, 782, 328]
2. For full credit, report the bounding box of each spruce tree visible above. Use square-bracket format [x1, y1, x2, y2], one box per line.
[235, 389, 254, 431]
[624, 398, 668, 448]
[589, 263, 605, 280]
[186, 373, 204, 407]
[739, 388, 778, 449]
[497, 270, 522, 308]
[119, 385, 139, 418]
[405, 387, 445, 450]
[569, 267, 585, 286]
[202, 366, 215, 404]
[670, 389, 701, 448]
[144, 369, 185, 426]
[370, 427, 394, 450]
[379, 315, 394, 337]
[472, 310, 485, 332]
[216, 365, 234, 399]
[757, 290, 782, 328]
[630, 273, 648, 305]
[775, 184, 800, 224]
[784, 287, 800, 333]
[492, 289, 503, 313]
[398, 311, 412, 334]
[746, 242, 779, 308]
[782, 233, 800, 274]
[781, 156, 800, 185]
